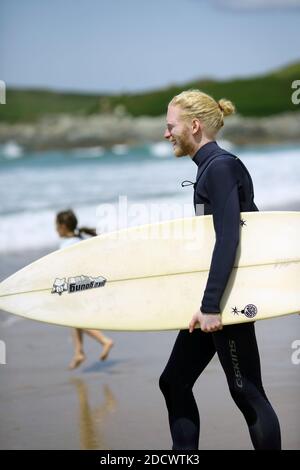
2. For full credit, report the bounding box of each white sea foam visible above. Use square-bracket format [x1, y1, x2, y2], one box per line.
[218, 139, 235, 151]
[0, 141, 23, 159]
[150, 142, 172, 158]
[112, 144, 129, 155]
[0, 206, 102, 253]
[239, 147, 300, 208]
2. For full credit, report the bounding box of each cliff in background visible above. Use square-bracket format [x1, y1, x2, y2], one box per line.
[0, 61, 299, 149]
[0, 111, 300, 150]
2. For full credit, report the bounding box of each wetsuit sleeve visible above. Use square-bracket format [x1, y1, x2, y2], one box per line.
[201, 160, 240, 314]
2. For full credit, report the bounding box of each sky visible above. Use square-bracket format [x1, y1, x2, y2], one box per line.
[1, 0, 300, 93]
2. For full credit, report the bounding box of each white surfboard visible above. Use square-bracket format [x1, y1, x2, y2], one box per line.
[0, 211, 299, 331]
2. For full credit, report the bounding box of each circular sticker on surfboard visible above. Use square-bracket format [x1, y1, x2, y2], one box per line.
[232, 304, 258, 318]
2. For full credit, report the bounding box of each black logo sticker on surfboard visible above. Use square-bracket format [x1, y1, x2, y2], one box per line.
[240, 219, 247, 227]
[51, 275, 107, 295]
[232, 304, 258, 318]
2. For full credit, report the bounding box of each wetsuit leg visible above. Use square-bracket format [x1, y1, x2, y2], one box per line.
[159, 329, 216, 450]
[212, 322, 281, 450]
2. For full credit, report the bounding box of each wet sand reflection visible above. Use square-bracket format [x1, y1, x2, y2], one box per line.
[70, 378, 117, 450]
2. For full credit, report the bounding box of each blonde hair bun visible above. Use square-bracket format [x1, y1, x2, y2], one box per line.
[170, 90, 236, 135]
[218, 99, 235, 117]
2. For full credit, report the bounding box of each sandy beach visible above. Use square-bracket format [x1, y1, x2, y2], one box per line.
[0, 238, 299, 451]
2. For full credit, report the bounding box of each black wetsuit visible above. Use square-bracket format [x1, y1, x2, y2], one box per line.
[159, 141, 281, 450]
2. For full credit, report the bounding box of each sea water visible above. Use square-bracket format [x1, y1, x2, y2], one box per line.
[0, 140, 299, 253]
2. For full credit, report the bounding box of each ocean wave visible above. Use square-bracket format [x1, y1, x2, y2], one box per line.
[0, 194, 195, 253]
[0, 141, 24, 159]
[149, 142, 172, 158]
[112, 144, 129, 155]
[0, 205, 103, 253]
[218, 139, 235, 151]
[72, 146, 105, 158]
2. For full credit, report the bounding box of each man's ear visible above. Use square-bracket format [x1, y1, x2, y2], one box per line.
[192, 118, 202, 135]
[191, 118, 201, 135]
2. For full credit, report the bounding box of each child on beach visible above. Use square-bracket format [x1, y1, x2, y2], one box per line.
[55, 209, 114, 370]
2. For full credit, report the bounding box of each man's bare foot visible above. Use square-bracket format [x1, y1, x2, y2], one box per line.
[69, 353, 86, 370]
[100, 340, 114, 361]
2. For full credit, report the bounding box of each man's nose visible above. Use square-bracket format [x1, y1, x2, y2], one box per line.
[164, 129, 171, 139]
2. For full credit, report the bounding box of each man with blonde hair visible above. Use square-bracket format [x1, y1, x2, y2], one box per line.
[159, 90, 281, 450]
